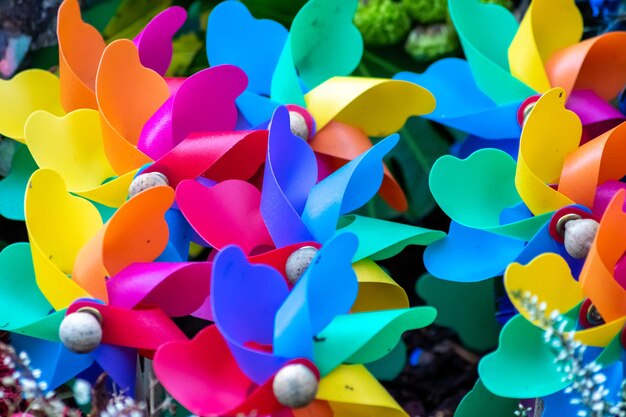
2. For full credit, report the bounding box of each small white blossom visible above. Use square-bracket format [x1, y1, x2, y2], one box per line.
[511, 291, 618, 417]
[73, 378, 92, 405]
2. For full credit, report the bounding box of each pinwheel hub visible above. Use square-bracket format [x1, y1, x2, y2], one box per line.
[272, 363, 318, 409]
[285, 246, 318, 284]
[128, 172, 169, 199]
[59, 307, 103, 354]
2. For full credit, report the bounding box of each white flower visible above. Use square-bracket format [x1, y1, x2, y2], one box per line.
[73, 379, 92, 405]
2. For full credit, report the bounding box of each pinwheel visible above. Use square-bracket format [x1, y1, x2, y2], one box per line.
[0, 167, 212, 393]
[154, 233, 436, 417]
[418, 86, 626, 407]
[454, 189, 626, 417]
[422, 82, 626, 281]
[0, 0, 436, 224]
[73, 102, 437, 417]
[0, 0, 450, 415]
[424, 88, 578, 283]
[174, 106, 444, 320]
[395, 0, 626, 158]
[206, 0, 438, 213]
[0, 1, 271, 223]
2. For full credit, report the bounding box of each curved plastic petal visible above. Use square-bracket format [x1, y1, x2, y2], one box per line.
[134, 6, 187, 76]
[394, 59, 522, 139]
[316, 365, 409, 417]
[177, 179, 273, 254]
[67, 300, 186, 350]
[424, 221, 525, 282]
[73, 186, 174, 302]
[453, 379, 518, 417]
[160, 208, 193, 262]
[274, 233, 359, 360]
[417, 275, 499, 352]
[212, 245, 290, 383]
[310, 121, 407, 212]
[448, 0, 535, 104]
[580, 190, 626, 322]
[261, 106, 317, 246]
[546, 32, 626, 101]
[302, 134, 399, 243]
[559, 122, 626, 208]
[146, 130, 268, 188]
[266, 106, 314, 202]
[236, 90, 282, 127]
[516, 88, 579, 215]
[425, 214, 578, 284]
[289, 0, 362, 90]
[504, 253, 584, 326]
[365, 340, 406, 381]
[213, 246, 288, 345]
[305, 77, 435, 136]
[574, 316, 626, 347]
[313, 307, 436, 375]
[352, 260, 409, 312]
[479, 314, 568, 398]
[270, 0, 362, 104]
[96, 39, 170, 174]
[0, 70, 64, 142]
[271, 37, 304, 106]
[430, 148, 550, 240]
[293, 401, 334, 417]
[339, 215, 444, 262]
[207, 1, 287, 96]
[74, 170, 139, 208]
[25, 169, 102, 309]
[94, 344, 138, 395]
[25, 109, 115, 191]
[107, 261, 211, 317]
[0, 243, 65, 341]
[568, 90, 625, 145]
[154, 325, 286, 417]
[508, 0, 582, 92]
[138, 65, 247, 160]
[11, 335, 94, 390]
[0, 144, 37, 220]
[25, 108, 137, 207]
[57, 0, 105, 111]
[433, 148, 522, 221]
[594, 180, 626, 215]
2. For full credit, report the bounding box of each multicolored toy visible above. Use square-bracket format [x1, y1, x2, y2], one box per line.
[0, 0, 448, 416]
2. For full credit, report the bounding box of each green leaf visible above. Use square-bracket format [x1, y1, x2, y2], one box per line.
[83, 0, 123, 32]
[28, 45, 59, 71]
[103, 0, 173, 40]
[361, 45, 430, 77]
[166, 32, 204, 77]
[241, 0, 308, 26]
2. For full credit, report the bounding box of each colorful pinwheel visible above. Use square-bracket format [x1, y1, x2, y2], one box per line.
[396, 0, 626, 157]
[0, 2, 448, 417]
